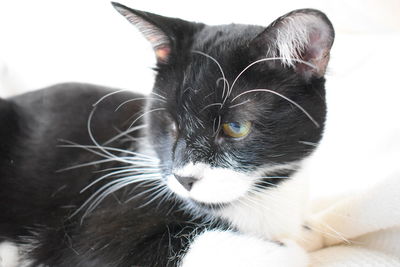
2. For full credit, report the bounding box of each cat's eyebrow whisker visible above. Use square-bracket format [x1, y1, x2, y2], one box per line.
[216, 77, 229, 99]
[199, 103, 223, 113]
[213, 115, 222, 136]
[230, 57, 316, 94]
[228, 99, 251, 109]
[192, 50, 230, 101]
[115, 97, 166, 112]
[231, 88, 320, 128]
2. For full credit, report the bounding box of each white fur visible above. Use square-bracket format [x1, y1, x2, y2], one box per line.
[0, 242, 19, 267]
[169, 162, 299, 204]
[181, 230, 308, 267]
[217, 172, 309, 240]
[171, 162, 253, 203]
[271, 13, 332, 69]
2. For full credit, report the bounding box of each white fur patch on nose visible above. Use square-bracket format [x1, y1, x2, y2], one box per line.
[0, 242, 19, 267]
[169, 162, 253, 204]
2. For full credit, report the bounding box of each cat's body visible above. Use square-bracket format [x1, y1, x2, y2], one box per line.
[0, 3, 334, 266]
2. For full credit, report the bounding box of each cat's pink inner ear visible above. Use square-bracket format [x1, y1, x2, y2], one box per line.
[296, 28, 332, 77]
[256, 9, 334, 78]
[113, 4, 171, 63]
[155, 47, 171, 62]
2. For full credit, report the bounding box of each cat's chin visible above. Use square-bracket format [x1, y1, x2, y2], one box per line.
[189, 199, 230, 211]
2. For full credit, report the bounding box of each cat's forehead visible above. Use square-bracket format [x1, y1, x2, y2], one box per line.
[194, 24, 264, 48]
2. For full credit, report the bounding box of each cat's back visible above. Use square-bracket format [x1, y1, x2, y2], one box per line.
[0, 83, 146, 236]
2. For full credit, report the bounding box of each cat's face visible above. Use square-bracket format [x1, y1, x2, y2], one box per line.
[114, 4, 334, 208]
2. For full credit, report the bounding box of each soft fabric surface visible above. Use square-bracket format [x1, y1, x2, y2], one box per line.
[308, 174, 400, 266]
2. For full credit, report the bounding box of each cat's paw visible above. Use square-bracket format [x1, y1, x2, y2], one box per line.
[180, 230, 308, 267]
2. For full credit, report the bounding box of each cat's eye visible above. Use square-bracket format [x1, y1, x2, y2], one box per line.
[222, 121, 252, 138]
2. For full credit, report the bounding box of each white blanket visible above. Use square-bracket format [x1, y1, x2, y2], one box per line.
[308, 174, 400, 266]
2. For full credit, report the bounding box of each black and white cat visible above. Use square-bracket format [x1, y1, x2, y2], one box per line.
[0, 2, 334, 266]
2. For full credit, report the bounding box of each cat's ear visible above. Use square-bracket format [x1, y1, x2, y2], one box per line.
[252, 9, 334, 79]
[112, 2, 200, 64]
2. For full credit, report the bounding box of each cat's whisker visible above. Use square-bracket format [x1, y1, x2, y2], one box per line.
[192, 50, 230, 102]
[115, 97, 166, 112]
[255, 176, 289, 179]
[57, 158, 128, 172]
[56, 151, 157, 172]
[87, 106, 132, 164]
[216, 77, 229, 99]
[128, 107, 166, 130]
[199, 103, 223, 113]
[59, 142, 158, 161]
[230, 57, 316, 94]
[92, 89, 127, 107]
[103, 124, 147, 146]
[213, 115, 222, 136]
[77, 175, 162, 221]
[80, 168, 162, 193]
[150, 91, 167, 100]
[298, 140, 318, 147]
[253, 181, 305, 194]
[135, 184, 170, 209]
[231, 88, 320, 128]
[228, 99, 251, 109]
[93, 165, 134, 173]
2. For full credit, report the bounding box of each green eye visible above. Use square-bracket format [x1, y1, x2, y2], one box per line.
[222, 121, 252, 138]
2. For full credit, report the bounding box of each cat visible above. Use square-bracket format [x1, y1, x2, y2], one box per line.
[0, 2, 334, 266]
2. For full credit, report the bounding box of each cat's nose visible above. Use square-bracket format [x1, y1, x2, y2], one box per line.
[174, 174, 197, 191]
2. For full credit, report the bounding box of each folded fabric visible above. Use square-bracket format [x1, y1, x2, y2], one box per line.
[308, 173, 400, 266]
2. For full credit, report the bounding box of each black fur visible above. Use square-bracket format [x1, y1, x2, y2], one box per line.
[0, 4, 334, 266]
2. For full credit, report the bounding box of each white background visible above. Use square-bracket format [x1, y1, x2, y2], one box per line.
[0, 0, 399, 200]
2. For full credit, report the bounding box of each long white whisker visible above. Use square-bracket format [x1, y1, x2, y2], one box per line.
[128, 108, 165, 130]
[199, 103, 223, 113]
[230, 57, 316, 93]
[192, 50, 230, 101]
[115, 97, 166, 112]
[150, 91, 167, 100]
[231, 88, 320, 127]
[92, 89, 127, 107]
[103, 124, 147, 146]
[80, 168, 162, 193]
[59, 143, 158, 161]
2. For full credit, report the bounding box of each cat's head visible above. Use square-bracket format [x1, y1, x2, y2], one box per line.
[113, 3, 334, 208]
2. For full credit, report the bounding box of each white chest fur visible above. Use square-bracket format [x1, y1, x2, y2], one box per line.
[217, 173, 309, 240]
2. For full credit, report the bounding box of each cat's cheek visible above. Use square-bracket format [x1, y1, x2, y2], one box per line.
[180, 231, 309, 267]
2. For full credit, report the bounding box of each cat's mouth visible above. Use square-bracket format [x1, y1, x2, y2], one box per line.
[166, 164, 254, 206]
[165, 162, 297, 207]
